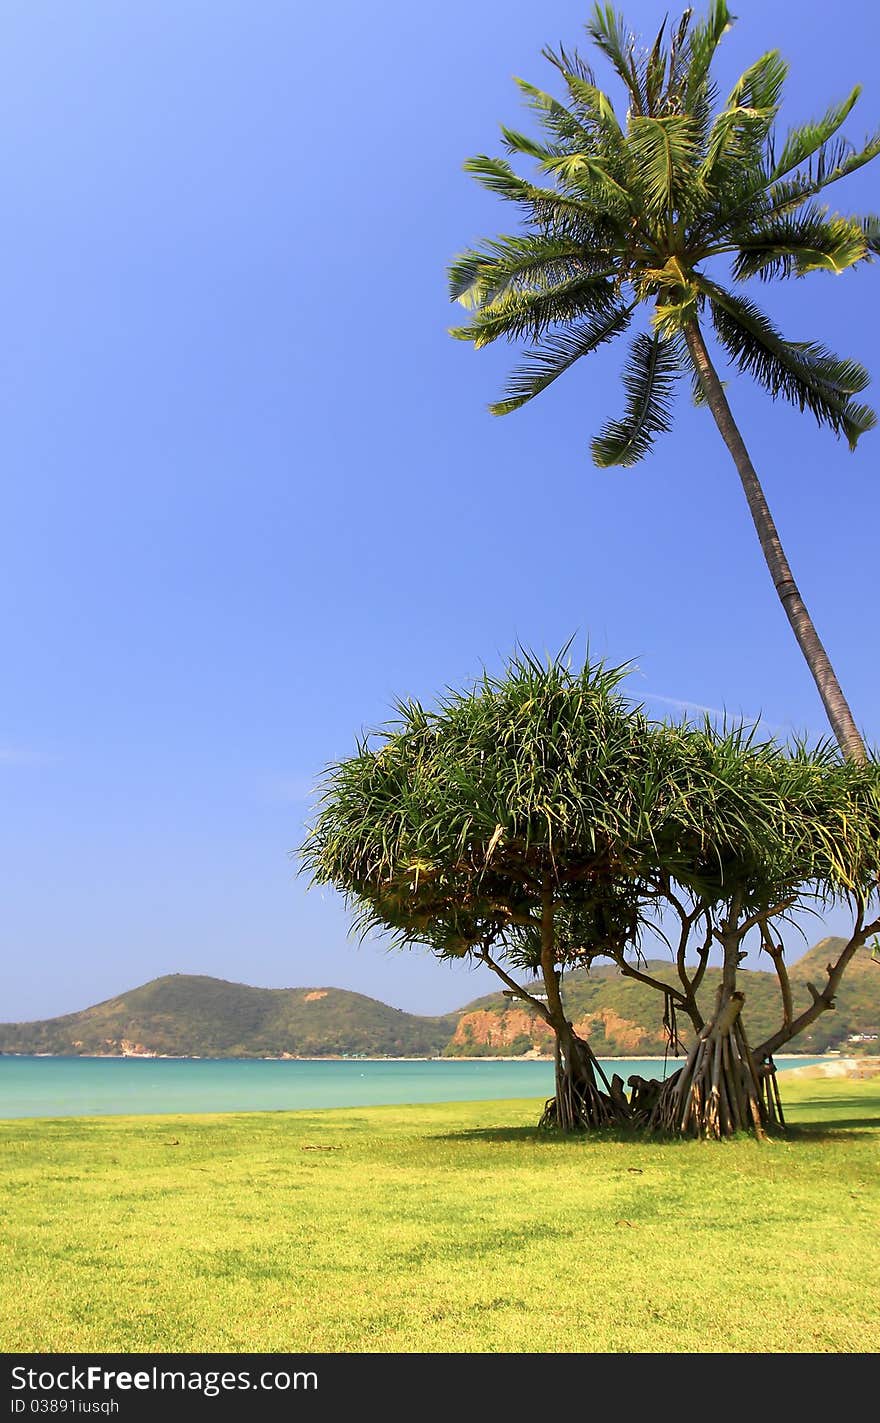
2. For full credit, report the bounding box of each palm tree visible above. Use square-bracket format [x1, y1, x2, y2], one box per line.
[448, 0, 879, 762]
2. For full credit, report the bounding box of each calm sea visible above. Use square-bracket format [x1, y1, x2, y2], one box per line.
[0, 1054, 829, 1120]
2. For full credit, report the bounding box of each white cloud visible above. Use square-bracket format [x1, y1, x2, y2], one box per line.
[0, 745, 50, 767]
[643, 692, 729, 718]
[641, 692, 788, 736]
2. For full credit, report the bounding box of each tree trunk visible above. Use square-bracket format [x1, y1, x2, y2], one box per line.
[684, 318, 866, 764]
[648, 985, 768, 1138]
[539, 1018, 626, 1131]
[536, 879, 628, 1131]
[649, 921, 769, 1138]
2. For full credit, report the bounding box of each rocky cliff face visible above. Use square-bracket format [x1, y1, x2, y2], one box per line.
[449, 1003, 659, 1056]
[575, 1007, 657, 1054]
[449, 1007, 554, 1053]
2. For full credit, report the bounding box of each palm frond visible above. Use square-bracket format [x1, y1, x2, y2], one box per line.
[644, 16, 668, 117]
[560, 74, 626, 148]
[513, 77, 597, 151]
[450, 271, 618, 347]
[628, 114, 703, 218]
[759, 130, 880, 219]
[448, 234, 596, 307]
[490, 303, 635, 414]
[500, 127, 564, 163]
[731, 207, 869, 281]
[541, 44, 596, 86]
[461, 153, 553, 204]
[770, 86, 862, 182]
[591, 332, 679, 466]
[540, 151, 632, 213]
[700, 103, 777, 190]
[705, 129, 880, 249]
[861, 214, 880, 256]
[725, 50, 788, 116]
[665, 6, 695, 99]
[702, 278, 876, 448]
[690, 365, 709, 407]
[586, 4, 646, 115]
[683, 0, 732, 110]
[462, 153, 625, 232]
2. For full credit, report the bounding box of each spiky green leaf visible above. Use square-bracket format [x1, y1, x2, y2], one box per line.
[771, 86, 863, 181]
[587, 4, 646, 115]
[732, 208, 869, 281]
[448, 234, 594, 307]
[450, 271, 618, 347]
[683, 0, 732, 109]
[725, 50, 789, 115]
[490, 303, 635, 414]
[591, 332, 680, 466]
[628, 114, 703, 217]
[703, 278, 876, 447]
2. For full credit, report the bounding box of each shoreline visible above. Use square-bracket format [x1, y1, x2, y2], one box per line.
[4, 1050, 833, 1063]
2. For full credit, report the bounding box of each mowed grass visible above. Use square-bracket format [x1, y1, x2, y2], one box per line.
[1, 1080, 878, 1353]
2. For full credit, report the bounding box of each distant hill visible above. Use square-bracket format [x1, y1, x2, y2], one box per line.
[1, 939, 877, 1059]
[0, 975, 458, 1059]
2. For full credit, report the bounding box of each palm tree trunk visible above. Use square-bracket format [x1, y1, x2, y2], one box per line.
[684, 318, 866, 763]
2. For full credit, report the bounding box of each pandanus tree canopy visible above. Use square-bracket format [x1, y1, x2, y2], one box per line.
[300, 652, 880, 973]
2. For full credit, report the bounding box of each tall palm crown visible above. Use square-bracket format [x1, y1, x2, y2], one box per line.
[448, 1, 879, 762]
[450, 1, 878, 456]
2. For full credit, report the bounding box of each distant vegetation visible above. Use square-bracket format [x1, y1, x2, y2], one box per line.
[1, 937, 877, 1059]
[0, 976, 457, 1060]
[449, 939, 880, 1057]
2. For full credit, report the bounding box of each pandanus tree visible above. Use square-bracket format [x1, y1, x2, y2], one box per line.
[301, 652, 652, 1130]
[448, 1, 879, 761]
[301, 650, 880, 1136]
[632, 725, 880, 1135]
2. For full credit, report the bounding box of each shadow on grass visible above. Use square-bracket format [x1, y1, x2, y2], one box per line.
[431, 1113, 880, 1147]
[783, 1118, 880, 1140]
[785, 1094, 880, 1112]
[430, 1125, 699, 1149]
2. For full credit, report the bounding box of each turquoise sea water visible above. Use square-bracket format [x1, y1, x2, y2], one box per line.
[0, 1054, 829, 1120]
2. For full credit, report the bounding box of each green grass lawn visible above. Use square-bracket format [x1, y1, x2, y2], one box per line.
[1, 1080, 878, 1353]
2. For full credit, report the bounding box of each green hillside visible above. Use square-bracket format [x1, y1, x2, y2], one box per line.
[1, 939, 877, 1058]
[0, 975, 458, 1059]
[445, 937, 880, 1057]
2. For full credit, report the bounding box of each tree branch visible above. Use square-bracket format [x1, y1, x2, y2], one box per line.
[755, 904, 880, 1059]
[539, 877, 566, 1027]
[740, 896, 796, 936]
[672, 896, 708, 1029]
[689, 912, 713, 1001]
[759, 920, 793, 1031]
[643, 874, 706, 1031]
[477, 946, 553, 1024]
[607, 952, 689, 1007]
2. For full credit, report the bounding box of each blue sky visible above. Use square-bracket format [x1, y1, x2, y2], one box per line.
[1, 0, 878, 1021]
